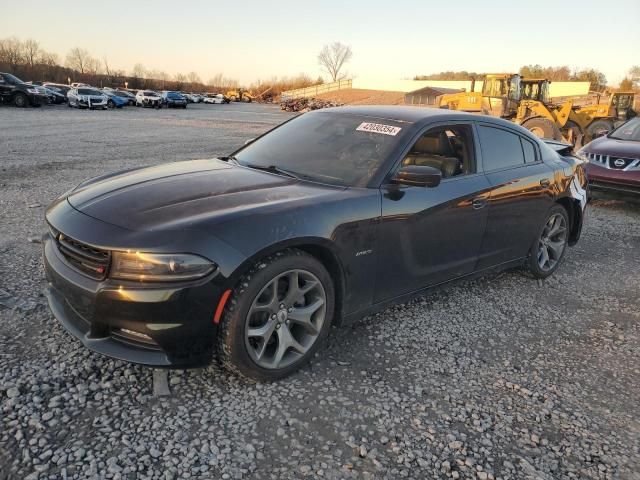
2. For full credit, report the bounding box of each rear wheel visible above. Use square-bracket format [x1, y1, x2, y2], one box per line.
[527, 205, 569, 279]
[586, 119, 614, 140]
[218, 249, 334, 381]
[14, 93, 28, 108]
[522, 117, 562, 140]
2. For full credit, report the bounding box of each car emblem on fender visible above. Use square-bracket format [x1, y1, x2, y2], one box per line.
[613, 158, 626, 168]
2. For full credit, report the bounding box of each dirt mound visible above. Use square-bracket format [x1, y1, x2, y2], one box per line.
[315, 88, 405, 105]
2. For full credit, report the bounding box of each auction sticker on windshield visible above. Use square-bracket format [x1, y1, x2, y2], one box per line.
[356, 122, 402, 136]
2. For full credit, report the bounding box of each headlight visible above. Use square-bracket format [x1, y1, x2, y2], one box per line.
[111, 252, 215, 282]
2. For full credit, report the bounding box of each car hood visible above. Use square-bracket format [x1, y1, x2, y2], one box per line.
[584, 136, 640, 158]
[67, 159, 341, 231]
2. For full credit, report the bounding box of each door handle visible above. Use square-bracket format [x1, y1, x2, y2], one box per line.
[472, 197, 487, 209]
[540, 178, 551, 187]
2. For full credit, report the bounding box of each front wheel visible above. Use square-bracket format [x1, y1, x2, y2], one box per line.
[107, 99, 115, 108]
[14, 93, 28, 108]
[522, 117, 562, 141]
[218, 249, 335, 381]
[527, 205, 569, 279]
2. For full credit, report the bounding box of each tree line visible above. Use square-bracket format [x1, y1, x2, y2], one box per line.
[0, 36, 321, 96]
[414, 65, 640, 92]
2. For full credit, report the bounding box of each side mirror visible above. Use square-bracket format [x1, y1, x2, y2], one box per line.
[392, 165, 442, 188]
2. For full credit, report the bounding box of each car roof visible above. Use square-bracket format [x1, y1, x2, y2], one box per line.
[317, 105, 521, 130]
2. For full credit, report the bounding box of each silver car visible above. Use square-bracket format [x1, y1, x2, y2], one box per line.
[67, 87, 108, 109]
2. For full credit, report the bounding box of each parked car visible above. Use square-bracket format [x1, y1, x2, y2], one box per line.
[181, 92, 195, 103]
[43, 107, 587, 381]
[0, 72, 49, 107]
[161, 91, 187, 108]
[67, 87, 108, 109]
[44, 86, 68, 104]
[43, 83, 71, 96]
[112, 90, 136, 106]
[136, 90, 162, 108]
[101, 90, 128, 108]
[70, 82, 89, 88]
[578, 116, 640, 197]
[203, 93, 228, 104]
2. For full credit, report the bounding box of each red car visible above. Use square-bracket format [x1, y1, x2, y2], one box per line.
[579, 117, 640, 197]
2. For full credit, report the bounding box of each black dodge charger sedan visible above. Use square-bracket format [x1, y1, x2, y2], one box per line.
[43, 107, 587, 381]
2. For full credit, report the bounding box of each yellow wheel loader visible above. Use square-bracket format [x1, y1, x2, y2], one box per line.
[439, 74, 636, 144]
[225, 88, 254, 103]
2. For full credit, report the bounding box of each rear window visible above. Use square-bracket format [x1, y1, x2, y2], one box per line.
[478, 126, 525, 171]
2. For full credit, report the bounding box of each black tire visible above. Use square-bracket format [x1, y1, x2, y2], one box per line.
[527, 205, 570, 279]
[586, 119, 613, 140]
[107, 99, 115, 108]
[218, 249, 335, 381]
[522, 117, 562, 140]
[14, 93, 28, 108]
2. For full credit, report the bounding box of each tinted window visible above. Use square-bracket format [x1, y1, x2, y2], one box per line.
[235, 112, 408, 187]
[478, 126, 525, 171]
[521, 137, 537, 163]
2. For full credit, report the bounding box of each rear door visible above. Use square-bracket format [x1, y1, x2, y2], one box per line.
[475, 123, 555, 269]
[374, 122, 491, 302]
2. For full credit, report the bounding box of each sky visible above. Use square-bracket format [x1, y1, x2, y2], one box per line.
[1, 0, 638, 86]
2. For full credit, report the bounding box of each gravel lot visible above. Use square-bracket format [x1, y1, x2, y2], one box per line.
[1, 103, 639, 480]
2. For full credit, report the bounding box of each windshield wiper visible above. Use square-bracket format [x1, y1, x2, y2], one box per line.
[242, 163, 300, 180]
[220, 155, 240, 165]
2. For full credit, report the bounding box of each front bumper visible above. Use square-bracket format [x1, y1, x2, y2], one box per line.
[585, 163, 640, 196]
[141, 99, 161, 107]
[166, 100, 186, 107]
[29, 93, 49, 106]
[43, 233, 223, 367]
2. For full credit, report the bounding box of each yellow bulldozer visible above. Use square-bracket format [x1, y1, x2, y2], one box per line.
[439, 74, 636, 144]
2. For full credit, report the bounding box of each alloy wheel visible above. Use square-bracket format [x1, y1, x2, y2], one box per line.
[537, 213, 568, 271]
[244, 269, 326, 369]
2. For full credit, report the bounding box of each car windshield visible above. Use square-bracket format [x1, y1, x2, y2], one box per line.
[78, 88, 103, 96]
[144, 91, 157, 96]
[167, 92, 182, 98]
[608, 118, 640, 141]
[233, 112, 409, 187]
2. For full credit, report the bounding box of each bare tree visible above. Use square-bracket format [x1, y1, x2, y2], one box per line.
[0, 37, 25, 70]
[317, 42, 352, 82]
[187, 71, 201, 90]
[174, 73, 187, 91]
[630, 66, 640, 88]
[65, 47, 92, 74]
[23, 39, 41, 67]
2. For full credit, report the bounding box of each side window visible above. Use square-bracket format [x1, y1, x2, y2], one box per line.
[401, 124, 475, 178]
[521, 137, 537, 163]
[477, 125, 525, 171]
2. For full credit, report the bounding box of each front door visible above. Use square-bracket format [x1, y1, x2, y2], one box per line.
[374, 123, 491, 302]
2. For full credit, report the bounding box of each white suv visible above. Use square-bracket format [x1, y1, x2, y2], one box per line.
[136, 90, 163, 108]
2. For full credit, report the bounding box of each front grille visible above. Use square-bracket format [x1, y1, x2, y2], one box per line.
[587, 153, 639, 171]
[56, 233, 110, 280]
[609, 157, 634, 169]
